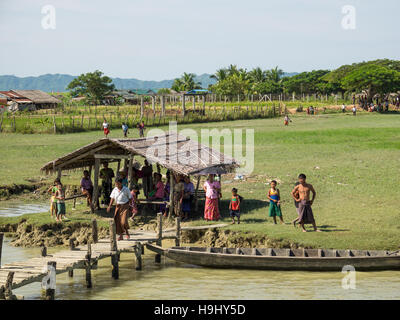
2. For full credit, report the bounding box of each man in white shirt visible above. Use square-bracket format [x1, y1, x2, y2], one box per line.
[107, 178, 132, 240]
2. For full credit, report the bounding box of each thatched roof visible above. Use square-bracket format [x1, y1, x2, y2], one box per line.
[12, 90, 60, 104]
[41, 133, 239, 176]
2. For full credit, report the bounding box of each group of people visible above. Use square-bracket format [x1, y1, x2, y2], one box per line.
[102, 119, 146, 138]
[266, 174, 320, 232]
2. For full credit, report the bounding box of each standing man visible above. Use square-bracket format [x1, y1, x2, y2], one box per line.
[107, 178, 132, 240]
[100, 162, 115, 206]
[291, 174, 321, 233]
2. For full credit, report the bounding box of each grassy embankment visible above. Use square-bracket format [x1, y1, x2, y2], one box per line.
[1, 110, 399, 250]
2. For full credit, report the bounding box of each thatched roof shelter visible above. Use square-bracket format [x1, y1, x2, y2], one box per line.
[41, 133, 239, 212]
[41, 133, 238, 176]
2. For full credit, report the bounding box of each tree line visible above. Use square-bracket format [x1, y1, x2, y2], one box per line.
[66, 59, 400, 105]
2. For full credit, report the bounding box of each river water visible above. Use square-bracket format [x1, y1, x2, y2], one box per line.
[0, 203, 49, 217]
[2, 239, 399, 300]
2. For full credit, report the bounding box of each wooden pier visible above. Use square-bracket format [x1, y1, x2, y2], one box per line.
[0, 214, 227, 300]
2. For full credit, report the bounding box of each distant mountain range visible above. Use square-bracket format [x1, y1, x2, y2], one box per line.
[0, 72, 298, 92]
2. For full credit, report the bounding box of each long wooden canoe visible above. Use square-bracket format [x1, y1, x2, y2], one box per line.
[146, 244, 400, 271]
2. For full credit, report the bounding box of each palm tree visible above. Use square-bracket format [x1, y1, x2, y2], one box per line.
[249, 67, 266, 83]
[266, 66, 284, 83]
[210, 68, 228, 82]
[182, 72, 202, 90]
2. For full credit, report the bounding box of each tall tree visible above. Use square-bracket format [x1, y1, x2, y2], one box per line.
[171, 73, 202, 91]
[67, 70, 114, 105]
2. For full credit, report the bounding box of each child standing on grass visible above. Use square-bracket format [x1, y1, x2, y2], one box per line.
[47, 179, 59, 218]
[229, 188, 241, 224]
[55, 180, 66, 222]
[284, 115, 291, 126]
[103, 119, 110, 138]
[267, 180, 284, 224]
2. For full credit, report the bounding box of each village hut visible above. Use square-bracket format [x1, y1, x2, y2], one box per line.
[41, 133, 239, 213]
[11, 90, 60, 109]
[0, 90, 35, 112]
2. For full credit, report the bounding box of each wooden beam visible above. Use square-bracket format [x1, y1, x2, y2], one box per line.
[92, 158, 100, 209]
[92, 219, 98, 244]
[94, 154, 132, 160]
[58, 144, 110, 169]
[182, 94, 186, 116]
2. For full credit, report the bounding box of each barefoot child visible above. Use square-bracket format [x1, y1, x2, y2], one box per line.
[284, 115, 291, 126]
[47, 179, 59, 218]
[130, 185, 140, 222]
[267, 180, 284, 224]
[55, 180, 66, 222]
[229, 188, 241, 224]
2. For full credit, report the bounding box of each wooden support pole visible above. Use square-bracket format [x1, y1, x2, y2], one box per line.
[155, 212, 162, 263]
[40, 245, 47, 257]
[85, 241, 92, 288]
[135, 242, 143, 271]
[140, 96, 144, 119]
[194, 176, 201, 212]
[92, 219, 98, 244]
[169, 173, 175, 217]
[109, 221, 119, 279]
[193, 96, 196, 111]
[128, 156, 134, 190]
[93, 158, 100, 210]
[42, 261, 56, 300]
[116, 160, 121, 174]
[175, 217, 181, 247]
[57, 168, 62, 180]
[69, 238, 75, 250]
[2, 272, 17, 300]
[0, 233, 3, 267]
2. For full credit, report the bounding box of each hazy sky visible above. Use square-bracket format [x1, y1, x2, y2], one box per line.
[0, 0, 399, 80]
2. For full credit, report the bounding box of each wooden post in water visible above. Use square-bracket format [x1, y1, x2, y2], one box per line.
[175, 217, 181, 247]
[155, 213, 162, 263]
[135, 242, 142, 270]
[85, 241, 92, 288]
[40, 245, 47, 257]
[0, 233, 3, 267]
[67, 240, 73, 278]
[92, 219, 98, 243]
[109, 220, 119, 279]
[42, 261, 56, 300]
[3, 272, 17, 300]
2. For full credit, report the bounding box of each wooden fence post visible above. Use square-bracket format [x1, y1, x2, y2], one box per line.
[175, 217, 181, 247]
[109, 220, 119, 279]
[155, 212, 162, 263]
[40, 245, 47, 257]
[92, 158, 100, 210]
[92, 219, 98, 244]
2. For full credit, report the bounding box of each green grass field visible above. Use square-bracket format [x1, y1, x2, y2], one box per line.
[1, 111, 400, 250]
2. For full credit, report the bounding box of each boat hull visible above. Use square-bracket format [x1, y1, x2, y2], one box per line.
[147, 245, 400, 271]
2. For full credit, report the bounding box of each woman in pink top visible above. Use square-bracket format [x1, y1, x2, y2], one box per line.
[203, 174, 221, 221]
